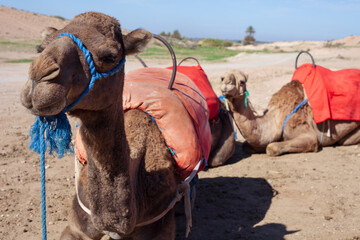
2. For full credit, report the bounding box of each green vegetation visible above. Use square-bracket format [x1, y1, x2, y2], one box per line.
[133, 44, 292, 62]
[53, 15, 67, 21]
[243, 26, 256, 45]
[159, 30, 182, 39]
[199, 38, 233, 47]
[6, 59, 34, 63]
[0, 39, 40, 53]
[135, 45, 240, 61]
[323, 41, 344, 48]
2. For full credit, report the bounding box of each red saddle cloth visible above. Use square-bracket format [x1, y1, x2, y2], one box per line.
[167, 65, 220, 120]
[292, 63, 360, 123]
[76, 68, 211, 179]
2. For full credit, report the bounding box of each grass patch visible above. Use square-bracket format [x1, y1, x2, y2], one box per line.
[6, 59, 34, 63]
[136, 44, 297, 63]
[137, 45, 242, 62]
[0, 39, 40, 53]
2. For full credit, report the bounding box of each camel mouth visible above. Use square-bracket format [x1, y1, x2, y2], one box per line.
[221, 88, 237, 97]
[29, 98, 67, 117]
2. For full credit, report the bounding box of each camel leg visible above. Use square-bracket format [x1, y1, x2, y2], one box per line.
[61, 167, 104, 240]
[207, 111, 236, 167]
[60, 195, 104, 240]
[131, 210, 175, 240]
[266, 134, 318, 156]
[337, 126, 360, 145]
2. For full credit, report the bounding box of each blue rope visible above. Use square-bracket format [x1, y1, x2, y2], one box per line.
[28, 32, 126, 240]
[40, 123, 47, 240]
[59, 33, 126, 112]
[282, 98, 308, 132]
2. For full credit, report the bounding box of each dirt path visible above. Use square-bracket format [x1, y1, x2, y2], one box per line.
[1, 47, 360, 240]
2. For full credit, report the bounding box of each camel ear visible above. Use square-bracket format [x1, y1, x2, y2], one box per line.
[123, 29, 152, 55]
[41, 27, 58, 39]
[37, 27, 59, 53]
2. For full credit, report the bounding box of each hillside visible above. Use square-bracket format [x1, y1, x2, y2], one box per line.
[0, 6, 69, 40]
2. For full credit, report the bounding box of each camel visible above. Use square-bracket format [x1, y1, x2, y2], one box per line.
[208, 102, 236, 167]
[20, 12, 202, 240]
[133, 56, 236, 167]
[220, 70, 360, 156]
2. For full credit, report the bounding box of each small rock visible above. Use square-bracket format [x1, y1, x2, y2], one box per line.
[324, 216, 333, 221]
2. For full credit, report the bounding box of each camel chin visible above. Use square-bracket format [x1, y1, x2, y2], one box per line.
[30, 99, 67, 117]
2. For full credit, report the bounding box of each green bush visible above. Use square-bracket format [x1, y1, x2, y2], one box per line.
[243, 35, 256, 45]
[199, 38, 233, 47]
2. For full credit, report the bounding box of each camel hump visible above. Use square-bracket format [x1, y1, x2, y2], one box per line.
[122, 68, 211, 179]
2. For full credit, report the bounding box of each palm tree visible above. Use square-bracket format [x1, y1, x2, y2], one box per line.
[243, 26, 256, 45]
[245, 26, 255, 36]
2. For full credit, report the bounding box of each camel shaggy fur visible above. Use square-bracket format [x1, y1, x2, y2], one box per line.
[220, 70, 360, 156]
[208, 104, 236, 167]
[21, 12, 189, 239]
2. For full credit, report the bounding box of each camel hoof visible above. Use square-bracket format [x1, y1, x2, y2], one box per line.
[266, 144, 281, 156]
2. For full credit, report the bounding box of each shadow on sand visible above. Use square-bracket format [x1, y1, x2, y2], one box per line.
[176, 177, 299, 240]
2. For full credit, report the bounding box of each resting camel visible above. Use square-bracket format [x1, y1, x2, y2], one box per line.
[133, 56, 235, 167]
[208, 102, 235, 166]
[220, 70, 360, 156]
[21, 12, 205, 240]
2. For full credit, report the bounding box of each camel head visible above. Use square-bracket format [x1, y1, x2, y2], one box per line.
[220, 70, 248, 99]
[21, 12, 152, 117]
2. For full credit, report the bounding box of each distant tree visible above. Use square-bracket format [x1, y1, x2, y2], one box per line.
[243, 25, 256, 45]
[172, 30, 181, 39]
[245, 26, 255, 36]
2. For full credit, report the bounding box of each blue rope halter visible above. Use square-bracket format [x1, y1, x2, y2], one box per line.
[282, 98, 308, 133]
[28, 32, 126, 240]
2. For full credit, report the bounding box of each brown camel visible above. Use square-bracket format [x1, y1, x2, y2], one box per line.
[220, 70, 360, 156]
[133, 56, 235, 167]
[208, 102, 236, 167]
[20, 12, 198, 240]
[176, 58, 235, 167]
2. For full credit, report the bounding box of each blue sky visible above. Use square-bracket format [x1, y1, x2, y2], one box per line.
[2, 0, 359, 42]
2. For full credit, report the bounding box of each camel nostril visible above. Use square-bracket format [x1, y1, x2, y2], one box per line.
[41, 67, 60, 81]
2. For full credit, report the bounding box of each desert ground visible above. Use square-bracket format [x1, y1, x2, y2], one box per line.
[0, 6, 360, 240]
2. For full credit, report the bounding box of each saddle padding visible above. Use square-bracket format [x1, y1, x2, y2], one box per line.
[123, 68, 211, 178]
[292, 63, 360, 123]
[167, 64, 220, 120]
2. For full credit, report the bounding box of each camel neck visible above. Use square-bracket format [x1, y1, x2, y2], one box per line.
[227, 96, 269, 148]
[75, 91, 137, 234]
[79, 93, 129, 174]
[227, 96, 256, 126]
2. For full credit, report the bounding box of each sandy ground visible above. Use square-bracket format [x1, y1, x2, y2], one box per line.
[1, 6, 360, 240]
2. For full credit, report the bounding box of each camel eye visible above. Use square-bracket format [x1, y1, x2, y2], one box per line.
[240, 80, 246, 85]
[221, 77, 224, 81]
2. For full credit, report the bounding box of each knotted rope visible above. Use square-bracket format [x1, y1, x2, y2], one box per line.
[28, 32, 125, 240]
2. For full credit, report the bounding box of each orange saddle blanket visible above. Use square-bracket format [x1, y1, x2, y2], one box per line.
[76, 68, 211, 179]
[292, 63, 360, 123]
[167, 65, 220, 120]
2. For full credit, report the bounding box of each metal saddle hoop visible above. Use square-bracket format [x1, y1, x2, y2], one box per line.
[178, 56, 201, 66]
[134, 34, 177, 90]
[295, 50, 316, 69]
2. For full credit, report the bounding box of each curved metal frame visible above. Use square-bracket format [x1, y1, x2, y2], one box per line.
[178, 56, 200, 66]
[295, 51, 316, 69]
[152, 34, 177, 89]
